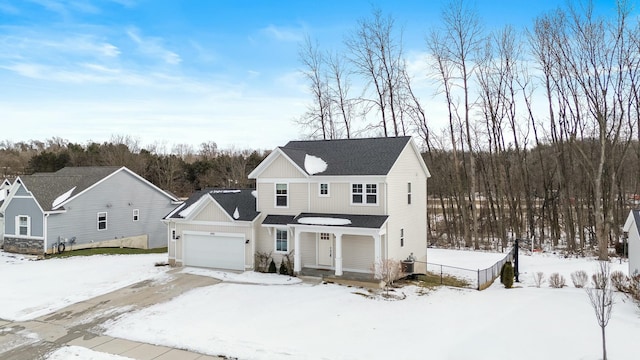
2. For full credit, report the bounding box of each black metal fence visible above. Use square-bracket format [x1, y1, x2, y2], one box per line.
[421, 247, 515, 291]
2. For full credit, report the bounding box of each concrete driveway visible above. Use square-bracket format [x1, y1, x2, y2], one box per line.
[0, 269, 224, 360]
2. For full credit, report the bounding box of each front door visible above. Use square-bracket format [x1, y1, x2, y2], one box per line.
[318, 233, 332, 267]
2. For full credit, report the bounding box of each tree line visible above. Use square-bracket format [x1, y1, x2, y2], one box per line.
[297, 0, 640, 258]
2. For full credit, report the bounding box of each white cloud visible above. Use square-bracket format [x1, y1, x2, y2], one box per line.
[126, 27, 182, 65]
[0, 2, 19, 14]
[260, 24, 304, 42]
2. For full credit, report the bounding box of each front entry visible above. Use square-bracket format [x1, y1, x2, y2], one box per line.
[318, 233, 333, 267]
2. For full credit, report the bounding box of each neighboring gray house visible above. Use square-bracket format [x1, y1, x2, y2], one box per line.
[165, 136, 431, 276]
[0, 166, 179, 255]
[623, 209, 640, 276]
[0, 178, 11, 246]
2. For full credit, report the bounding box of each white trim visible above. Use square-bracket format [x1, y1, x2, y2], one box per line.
[255, 175, 387, 184]
[274, 183, 289, 208]
[183, 230, 245, 238]
[15, 215, 31, 237]
[350, 182, 379, 206]
[97, 211, 108, 231]
[174, 219, 255, 227]
[318, 183, 330, 197]
[274, 228, 289, 253]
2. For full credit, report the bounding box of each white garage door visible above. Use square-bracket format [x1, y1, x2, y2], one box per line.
[183, 233, 245, 271]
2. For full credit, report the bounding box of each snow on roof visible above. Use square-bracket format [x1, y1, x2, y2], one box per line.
[233, 207, 240, 220]
[212, 189, 241, 194]
[52, 186, 76, 209]
[297, 217, 352, 226]
[251, 190, 257, 198]
[304, 154, 327, 175]
[178, 196, 206, 218]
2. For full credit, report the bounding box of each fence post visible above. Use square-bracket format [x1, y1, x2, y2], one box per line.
[440, 265, 443, 284]
[477, 269, 480, 290]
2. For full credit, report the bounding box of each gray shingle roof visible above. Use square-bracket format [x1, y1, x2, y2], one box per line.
[280, 136, 411, 176]
[265, 213, 389, 229]
[632, 209, 640, 233]
[167, 189, 259, 222]
[19, 167, 121, 211]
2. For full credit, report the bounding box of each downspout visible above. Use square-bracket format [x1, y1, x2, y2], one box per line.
[43, 213, 49, 255]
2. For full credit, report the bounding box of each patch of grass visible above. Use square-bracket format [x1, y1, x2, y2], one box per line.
[415, 272, 471, 289]
[47, 247, 168, 258]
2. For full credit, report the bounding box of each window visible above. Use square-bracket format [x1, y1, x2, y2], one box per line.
[408, 182, 412, 205]
[320, 232, 330, 241]
[275, 183, 288, 207]
[97, 212, 107, 231]
[133, 209, 139, 222]
[319, 183, 329, 197]
[17, 215, 29, 236]
[276, 229, 288, 252]
[400, 228, 404, 247]
[366, 184, 377, 204]
[171, 229, 176, 240]
[352, 183, 378, 204]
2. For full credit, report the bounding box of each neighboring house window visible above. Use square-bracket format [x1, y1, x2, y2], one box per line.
[400, 228, 404, 247]
[275, 183, 288, 207]
[16, 215, 30, 236]
[352, 183, 378, 204]
[408, 182, 412, 205]
[275, 229, 288, 252]
[319, 183, 329, 197]
[133, 209, 140, 222]
[97, 212, 107, 231]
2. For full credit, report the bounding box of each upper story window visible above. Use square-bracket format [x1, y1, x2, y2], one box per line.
[400, 228, 404, 247]
[133, 209, 140, 222]
[275, 183, 288, 207]
[408, 182, 412, 205]
[352, 183, 378, 205]
[319, 183, 329, 197]
[275, 229, 288, 252]
[17, 215, 30, 236]
[97, 212, 108, 231]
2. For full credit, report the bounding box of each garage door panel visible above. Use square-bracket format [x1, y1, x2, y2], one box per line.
[184, 234, 245, 271]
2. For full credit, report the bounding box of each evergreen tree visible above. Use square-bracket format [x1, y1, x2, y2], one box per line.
[503, 261, 514, 288]
[268, 259, 277, 273]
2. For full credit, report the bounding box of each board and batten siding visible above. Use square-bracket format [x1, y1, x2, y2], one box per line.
[385, 143, 428, 272]
[47, 170, 175, 249]
[309, 181, 386, 215]
[4, 195, 43, 237]
[192, 199, 233, 222]
[342, 235, 375, 272]
[260, 154, 306, 179]
[300, 232, 316, 268]
[257, 182, 308, 215]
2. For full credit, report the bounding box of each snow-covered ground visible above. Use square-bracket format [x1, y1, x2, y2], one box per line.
[0, 251, 169, 321]
[104, 250, 640, 360]
[46, 346, 133, 360]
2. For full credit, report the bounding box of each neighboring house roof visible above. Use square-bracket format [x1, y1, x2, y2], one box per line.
[262, 213, 388, 229]
[165, 188, 259, 222]
[281, 136, 412, 176]
[624, 209, 640, 233]
[14, 166, 177, 212]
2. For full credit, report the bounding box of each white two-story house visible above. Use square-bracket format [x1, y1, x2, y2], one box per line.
[164, 136, 430, 276]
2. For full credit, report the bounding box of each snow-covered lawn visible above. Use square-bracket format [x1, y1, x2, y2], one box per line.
[104, 251, 640, 360]
[0, 251, 169, 321]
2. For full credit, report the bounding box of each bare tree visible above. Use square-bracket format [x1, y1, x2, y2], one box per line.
[586, 261, 614, 360]
[298, 36, 334, 139]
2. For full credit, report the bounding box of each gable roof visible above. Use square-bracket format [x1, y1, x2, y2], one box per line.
[165, 188, 259, 222]
[15, 166, 177, 212]
[624, 209, 640, 233]
[250, 136, 415, 178]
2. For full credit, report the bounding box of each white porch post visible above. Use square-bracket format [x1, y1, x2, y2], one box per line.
[294, 227, 302, 273]
[373, 233, 381, 273]
[335, 232, 343, 276]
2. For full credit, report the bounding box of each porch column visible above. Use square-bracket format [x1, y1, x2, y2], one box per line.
[373, 233, 381, 273]
[294, 227, 301, 273]
[335, 232, 343, 276]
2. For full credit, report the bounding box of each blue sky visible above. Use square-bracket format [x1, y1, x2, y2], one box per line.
[0, 0, 624, 151]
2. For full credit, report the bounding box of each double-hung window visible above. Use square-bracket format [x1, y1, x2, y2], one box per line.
[352, 183, 378, 204]
[407, 182, 412, 205]
[275, 183, 288, 207]
[97, 212, 107, 231]
[400, 228, 404, 247]
[319, 183, 329, 197]
[276, 229, 288, 252]
[133, 209, 140, 222]
[17, 215, 30, 236]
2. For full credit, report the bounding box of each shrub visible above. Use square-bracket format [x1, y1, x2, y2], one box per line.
[533, 272, 544, 288]
[500, 262, 507, 284]
[255, 251, 272, 273]
[610, 271, 628, 292]
[628, 274, 640, 304]
[592, 273, 606, 289]
[571, 270, 589, 288]
[502, 261, 514, 288]
[267, 259, 277, 273]
[549, 273, 566, 288]
[279, 260, 288, 275]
